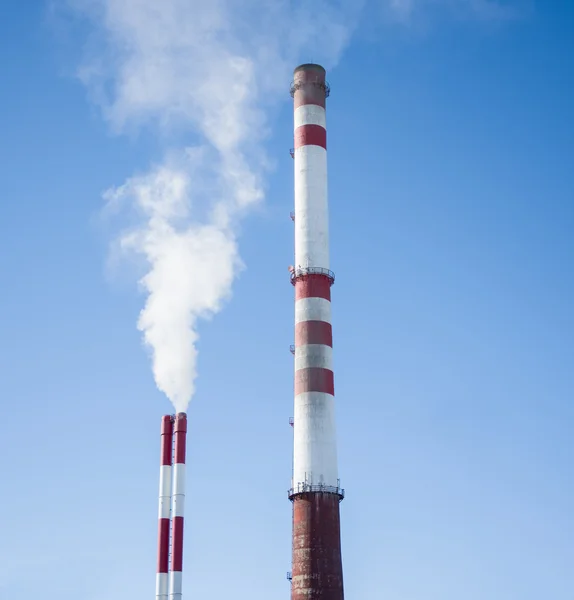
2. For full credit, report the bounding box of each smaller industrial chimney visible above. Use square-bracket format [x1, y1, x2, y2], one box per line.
[156, 415, 173, 600]
[170, 412, 187, 600]
[155, 413, 188, 600]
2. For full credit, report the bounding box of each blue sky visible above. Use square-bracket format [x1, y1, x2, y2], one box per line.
[0, 1, 573, 598]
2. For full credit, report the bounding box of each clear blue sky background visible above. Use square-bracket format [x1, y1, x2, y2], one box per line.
[1, 1, 573, 599]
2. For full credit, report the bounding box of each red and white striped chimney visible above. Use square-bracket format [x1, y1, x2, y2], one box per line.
[156, 415, 173, 600]
[289, 64, 345, 600]
[170, 412, 187, 600]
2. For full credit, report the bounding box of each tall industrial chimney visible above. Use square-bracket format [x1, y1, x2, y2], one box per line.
[289, 64, 345, 599]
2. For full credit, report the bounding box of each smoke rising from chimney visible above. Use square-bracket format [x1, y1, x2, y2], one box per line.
[103, 156, 241, 412]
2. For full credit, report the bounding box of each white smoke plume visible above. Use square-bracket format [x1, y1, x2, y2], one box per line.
[70, 0, 360, 412]
[103, 151, 242, 411]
